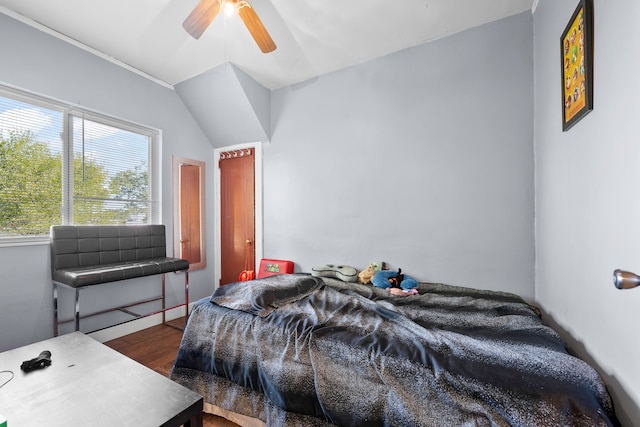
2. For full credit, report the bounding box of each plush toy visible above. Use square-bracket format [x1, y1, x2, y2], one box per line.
[372, 268, 418, 295]
[358, 261, 384, 284]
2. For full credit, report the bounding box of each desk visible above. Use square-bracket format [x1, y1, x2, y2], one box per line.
[0, 332, 202, 427]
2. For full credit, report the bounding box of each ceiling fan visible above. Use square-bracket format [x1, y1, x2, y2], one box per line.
[183, 0, 277, 53]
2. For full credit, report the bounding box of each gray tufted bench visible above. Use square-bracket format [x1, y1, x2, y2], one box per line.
[50, 224, 190, 336]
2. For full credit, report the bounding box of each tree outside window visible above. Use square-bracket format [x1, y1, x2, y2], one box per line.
[0, 89, 155, 239]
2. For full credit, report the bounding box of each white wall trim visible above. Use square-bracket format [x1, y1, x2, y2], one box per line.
[0, 6, 173, 90]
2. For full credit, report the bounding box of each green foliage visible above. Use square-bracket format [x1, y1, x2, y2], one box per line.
[109, 167, 148, 201]
[108, 166, 149, 223]
[0, 130, 150, 236]
[0, 130, 61, 235]
[72, 152, 112, 225]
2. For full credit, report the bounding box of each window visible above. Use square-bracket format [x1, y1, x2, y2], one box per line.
[0, 85, 159, 243]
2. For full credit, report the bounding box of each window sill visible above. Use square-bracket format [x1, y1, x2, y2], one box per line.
[0, 236, 49, 248]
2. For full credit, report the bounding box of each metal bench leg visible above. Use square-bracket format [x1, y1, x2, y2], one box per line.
[185, 271, 190, 318]
[74, 288, 80, 332]
[162, 273, 166, 324]
[161, 271, 189, 328]
[53, 283, 59, 336]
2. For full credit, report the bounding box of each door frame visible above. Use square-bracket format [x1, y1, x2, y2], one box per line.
[213, 141, 263, 289]
[172, 156, 206, 271]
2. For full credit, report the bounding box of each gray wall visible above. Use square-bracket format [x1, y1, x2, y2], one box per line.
[176, 63, 271, 146]
[534, 1, 640, 425]
[0, 13, 216, 350]
[264, 12, 535, 299]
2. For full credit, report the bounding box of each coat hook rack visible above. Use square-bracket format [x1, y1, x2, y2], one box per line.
[613, 269, 640, 289]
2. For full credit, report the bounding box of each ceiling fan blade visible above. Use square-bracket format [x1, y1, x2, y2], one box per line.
[183, 0, 221, 40]
[237, 1, 277, 53]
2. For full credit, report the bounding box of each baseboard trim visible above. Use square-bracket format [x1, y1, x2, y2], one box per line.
[88, 303, 192, 343]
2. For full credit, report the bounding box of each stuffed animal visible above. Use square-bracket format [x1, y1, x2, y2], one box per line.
[358, 261, 384, 284]
[387, 268, 405, 288]
[372, 268, 418, 295]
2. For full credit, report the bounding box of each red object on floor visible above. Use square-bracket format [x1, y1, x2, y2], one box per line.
[257, 259, 294, 278]
[239, 270, 255, 281]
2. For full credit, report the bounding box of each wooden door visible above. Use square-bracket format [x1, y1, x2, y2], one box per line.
[219, 148, 255, 285]
[179, 164, 201, 264]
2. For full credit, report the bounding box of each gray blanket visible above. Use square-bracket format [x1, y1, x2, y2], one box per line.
[170, 274, 616, 426]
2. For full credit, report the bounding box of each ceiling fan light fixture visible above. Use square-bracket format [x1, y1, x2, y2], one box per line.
[183, 0, 276, 53]
[223, 0, 236, 17]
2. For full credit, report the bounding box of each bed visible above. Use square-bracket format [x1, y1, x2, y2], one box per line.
[170, 273, 617, 426]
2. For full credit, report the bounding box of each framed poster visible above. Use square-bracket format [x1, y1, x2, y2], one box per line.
[560, 0, 594, 131]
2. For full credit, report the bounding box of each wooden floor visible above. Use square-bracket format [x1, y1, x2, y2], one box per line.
[104, 318, 240, 427]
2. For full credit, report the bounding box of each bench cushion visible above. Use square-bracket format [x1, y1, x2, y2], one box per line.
[50, 225, 189, 288]
[52, 257, 189, 288]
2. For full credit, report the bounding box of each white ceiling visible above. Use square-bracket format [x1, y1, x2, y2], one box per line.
[0, 0, 535, 90]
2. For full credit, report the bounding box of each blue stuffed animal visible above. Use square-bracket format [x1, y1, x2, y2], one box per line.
[372, 268, 418, 294]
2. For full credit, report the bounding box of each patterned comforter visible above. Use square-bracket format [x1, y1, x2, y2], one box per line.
[170, 274, 616, 426]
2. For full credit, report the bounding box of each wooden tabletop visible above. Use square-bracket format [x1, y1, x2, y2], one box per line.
[0, 332, 202, 427]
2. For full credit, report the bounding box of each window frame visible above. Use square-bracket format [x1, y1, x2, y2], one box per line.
[0, 84, 161, 247]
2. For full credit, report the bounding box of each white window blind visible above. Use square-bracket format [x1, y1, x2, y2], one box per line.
[0, 85, 159, 241]
[70, 114, 153, 225]
[0, 93, 64, 237]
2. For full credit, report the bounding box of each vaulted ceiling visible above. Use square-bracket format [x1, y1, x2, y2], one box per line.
[0, 0, 535, 90]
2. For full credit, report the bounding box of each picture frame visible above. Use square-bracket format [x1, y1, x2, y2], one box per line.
[560, 0, 594, 131]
